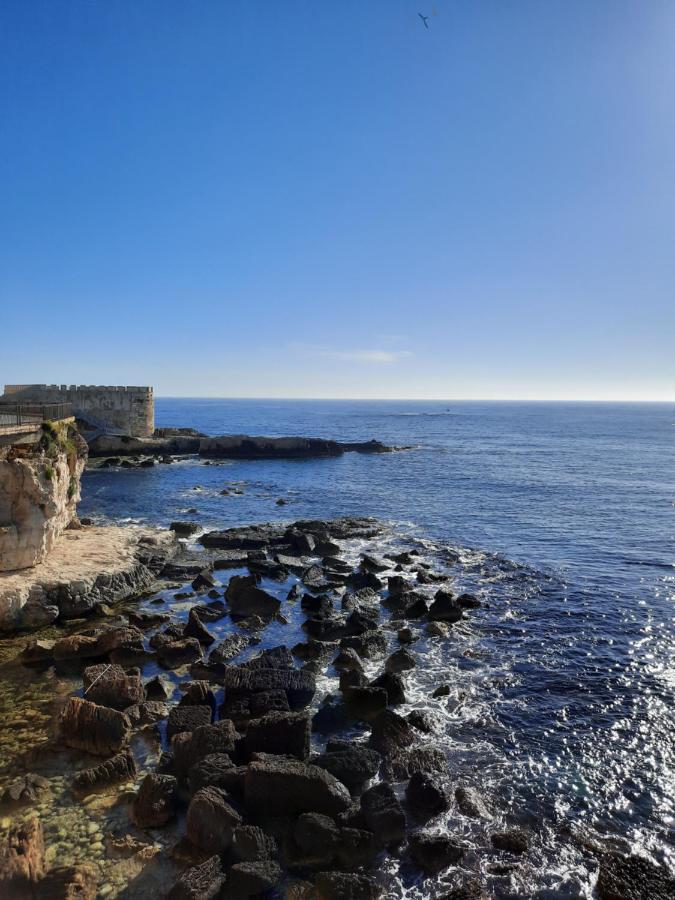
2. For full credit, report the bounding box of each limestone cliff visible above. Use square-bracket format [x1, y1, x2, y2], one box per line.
[0, 422, 87, 572]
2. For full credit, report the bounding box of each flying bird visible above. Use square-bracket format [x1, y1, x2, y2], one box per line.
[419, 13, 430, 29]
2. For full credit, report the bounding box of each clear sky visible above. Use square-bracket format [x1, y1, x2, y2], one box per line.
[1, 1, 674, 400]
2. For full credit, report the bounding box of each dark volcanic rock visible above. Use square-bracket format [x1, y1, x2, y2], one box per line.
[219, 665, 316, 709]
[231, 825, 278, 863]
[340, 630, 387, 659]
[168, 855, 225, 900]
[457, 592, 481, 609]
[293, 812, 341, 863]
[596, 852, 675, 900]
[428, 589, 463, 623]
[73, 750, 137, 794]
[183, 609, 216, 645]
[455, 785, 490, 819]
[368, 710, 414, 754]
[200, 523, 287, 550]
[360, 782, 406, 847]
[145, 674, 172, 700]
[188, 754, 235, 795]
[131, 773, 177, 827]
[227, 860, 284, 897]
[344, 687, 388, 722]
[405, 772, 449, 817]
[370, 671, 407, 705]
[192, 570, 218, 591]
[59, 697, 132, 756]
[312, 747, 381, 794]
[346, 571, 383, 592]
[170, 521, 200, 536]
[172, 721, 238, 779]
[243, 645, 294, 669]
[244, 757, 352, 817]
[187, 786, 242, 854]
[157, 638, 203, 668]
[226, 574, 281, 618]
[333, 647, 364, 673]
[315, 871, 381, 900]
[409, 831, 464, 874]
[381, 746, 447, 781]
[491, 829, 529, 853]
[167, 705, 212, 738]
[245, 711, 310, 760]
[208, 634, 250, 664]
[82, 664, 144, 710]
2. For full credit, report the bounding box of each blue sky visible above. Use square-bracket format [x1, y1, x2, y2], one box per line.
[1, 1, 673, 399]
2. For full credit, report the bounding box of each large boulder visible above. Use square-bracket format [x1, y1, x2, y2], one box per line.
[82, 663, 144, 710]
[405, 772, 449, 818]
[409, 831, 464, 874]
[245, 711, 310, 760]
[225, 574, 281, 618]
[59, 697, 132, 756]
[168, 855, 225, 900]
[428, 589, 463, 623]
[73, 750, 137, 794]
[314, 871, 381, 899]
[231, 825, 278, 863]
[157, 638, 203, 668]
[368, 710, 414, 754]
[597, 851, 675, 900]
[167, 705, 212, 739]
[172, 720, 237, 779]
[131, 773, 177, 828]
[245, 757, 352, 817]
[360, 782, 405, 847]
[227, 860, 284, 897]
[312, 748, 381, 794]
[219, 665, 316, 710]
[187, 786, 242, 854]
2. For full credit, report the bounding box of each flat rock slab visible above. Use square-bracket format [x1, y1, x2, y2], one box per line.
[0, 525, 176, 632]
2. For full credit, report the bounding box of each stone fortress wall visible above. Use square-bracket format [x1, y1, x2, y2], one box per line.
[3, 384, 154, 437]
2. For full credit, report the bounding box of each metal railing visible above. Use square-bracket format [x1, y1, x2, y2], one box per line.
[0, 402, 74, 429]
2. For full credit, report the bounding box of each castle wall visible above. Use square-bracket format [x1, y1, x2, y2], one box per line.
[3, 385, 154, 437]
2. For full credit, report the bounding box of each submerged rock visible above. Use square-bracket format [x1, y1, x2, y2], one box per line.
[73, 749, 137, 794]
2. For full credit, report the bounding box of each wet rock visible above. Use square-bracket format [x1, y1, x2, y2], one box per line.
[287, 529, 316, 555]
[231, 825, 278, 862]
[219, 665, 316, 709]
[346, 571, 383, 592]
[343, 687, 388, 722]
[126, 699, 169, 727]
[397, 627, 414, 643]
[293, 639, 333, 662]
[213, 550, 250, 569]
[428, 590, 463, 623]
[73, 749, 137, 794]
[188, 753, 235, 794]
[294, 812, 341, 862]
[409, 831, 464, 874]
[457, 592, 481, 609]
[416, 569, 446, 584]
[208, 634, 250, 664]
[405, 772, 449, 817]
[192, 570, 217, 591]
[157, 637, 203, 668]
[439, 877, 488, 899]
[432, 683, 450, 697]
[170, 521, 200, 536]
[345, 608, 380, 636]
[187, 786, 242, 853]
[145, 674, 172, 700]
[172, 720, 237, 778]
[19, 639, 55, 664]
[149, 624, 184, 648]
[491, 829, 529, 853]
[381, 746, 447, 781]
[333, 647, 364, 673]
[228, 860, 284, 897]
[314, 871, 381, 900]
[304, 615, 349, 641]
[402, 596, 429, 619]
[82, 663, 144, 710]
[183, 609, 216, 645]
[455, 785, 490, 819]
[339, 670, 367, 692]
[384, 647, 416, 674]
[597, 851, 675, 900]
[243, 645, 295, 669]
[311, 747, 381, 794]
[226, 574, 281, 619]
[368, 710, 414, 754]
[131, 773, 177, 828]
[168, 854, 225, 900]
[406, 710, 436, 733]
[302, 593, 334, 615]
[38, 863, 98, 899]
[59, 697, 132, 756]
[1, 772, 50, 807]
[360, 554, 389, 573]
[245, 711, 310, 760]
[426, 621, 450, 638]
[342, 587, 379, 610]
[340, 630, 387, 659]
[128, 609, 170, 627]
[360, 782, 405, 847]
[245, 757, 352, 817]
[335, 827, 379, 869]
[179, 681, 217, 714]
[167, 705, 213, 738]
[312, 696, 352, 734]
[0, 816, 44, 888]
[370, 671, 407, 704]
[200, 523, 287, 551]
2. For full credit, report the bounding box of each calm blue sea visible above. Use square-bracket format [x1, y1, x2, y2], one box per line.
[79, 399, 674, 895]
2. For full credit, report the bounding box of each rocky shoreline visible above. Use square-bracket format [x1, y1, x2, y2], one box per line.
[1, 516, 670, 899]
[87, 432, 396, 462]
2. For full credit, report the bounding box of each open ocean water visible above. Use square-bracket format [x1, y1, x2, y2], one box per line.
[78, 398, 675, 897]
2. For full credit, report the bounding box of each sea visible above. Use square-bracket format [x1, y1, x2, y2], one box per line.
[72, 399, 675, 895]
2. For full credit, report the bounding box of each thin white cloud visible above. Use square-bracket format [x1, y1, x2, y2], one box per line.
[292, 344, 414, 365]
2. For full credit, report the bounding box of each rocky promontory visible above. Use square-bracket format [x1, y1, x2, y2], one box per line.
[87, 432, 393, 460]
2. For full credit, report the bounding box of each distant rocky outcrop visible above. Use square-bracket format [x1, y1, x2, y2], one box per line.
[87, 432, 393, 460]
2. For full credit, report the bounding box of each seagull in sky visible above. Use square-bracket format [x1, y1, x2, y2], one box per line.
[419, 13, 430, 29]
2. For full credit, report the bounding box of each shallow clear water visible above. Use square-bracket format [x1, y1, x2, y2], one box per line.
[2, 399, 673, 897]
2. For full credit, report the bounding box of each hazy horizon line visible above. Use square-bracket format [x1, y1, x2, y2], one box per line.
[153, 395, 674, 404]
